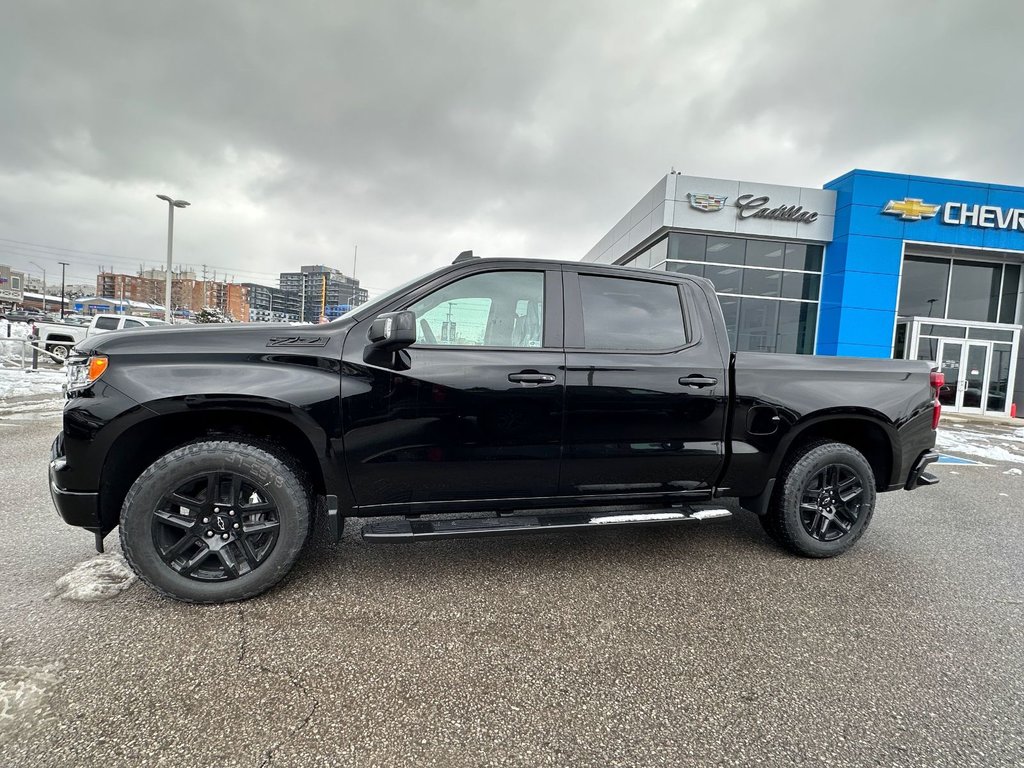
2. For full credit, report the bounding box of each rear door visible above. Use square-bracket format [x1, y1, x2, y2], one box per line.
[340, 267, 565, 508]
[559, 270, 728, 497]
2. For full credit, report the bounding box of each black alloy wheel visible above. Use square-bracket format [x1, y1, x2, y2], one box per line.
[120, 440, 311, 603]
[152, 471, 281, 581]
[798, 463, 865, 542]
[764, 440, 876, 558]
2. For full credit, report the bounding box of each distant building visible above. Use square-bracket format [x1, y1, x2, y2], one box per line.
[279, 265, 367, 323]
[97, 271, 249, 321]
[243, 283, 301, 323]
[0, 264, 26, 308]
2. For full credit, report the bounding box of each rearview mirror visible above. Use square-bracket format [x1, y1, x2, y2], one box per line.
[367, 310, 416, 352]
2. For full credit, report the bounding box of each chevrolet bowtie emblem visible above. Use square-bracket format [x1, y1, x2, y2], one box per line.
[882, 198, 941, 221]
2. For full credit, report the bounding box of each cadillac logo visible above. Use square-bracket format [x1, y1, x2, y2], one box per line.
[688, 192, 728, 212]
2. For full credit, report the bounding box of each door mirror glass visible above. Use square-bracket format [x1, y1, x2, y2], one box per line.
[367, 310, 417, 351]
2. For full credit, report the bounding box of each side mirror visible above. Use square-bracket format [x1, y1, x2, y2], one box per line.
[367, 310, 416, 352]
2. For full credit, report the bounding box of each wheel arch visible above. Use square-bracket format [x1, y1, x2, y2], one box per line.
[98, 406, 334, 534]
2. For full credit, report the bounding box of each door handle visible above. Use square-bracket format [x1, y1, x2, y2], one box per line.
[678, 375, 718, 389]
[508, 371, 557, 384]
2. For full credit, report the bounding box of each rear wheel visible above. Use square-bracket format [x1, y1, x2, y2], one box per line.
[765, 441, 876, 558]
[47, 343, 70, 361]
[119, 440, 311, 603]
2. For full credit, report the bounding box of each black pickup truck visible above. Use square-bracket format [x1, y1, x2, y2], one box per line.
[49, 257, 942, 603]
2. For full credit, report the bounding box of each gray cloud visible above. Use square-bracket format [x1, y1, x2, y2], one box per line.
[1, 0, 1022, 296]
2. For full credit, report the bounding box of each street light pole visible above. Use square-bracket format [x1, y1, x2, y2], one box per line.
[29, 261, 46, 314]
[58, 261, 69, 318]
[156, 194, 190, 322]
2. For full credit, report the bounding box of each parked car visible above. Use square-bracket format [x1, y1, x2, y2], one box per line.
[3, 309, 47, 324]
[35, 313, 168, 360]
[49, 257, 941, 603]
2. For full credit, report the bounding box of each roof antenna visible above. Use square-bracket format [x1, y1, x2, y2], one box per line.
[453, 250, 478, 264]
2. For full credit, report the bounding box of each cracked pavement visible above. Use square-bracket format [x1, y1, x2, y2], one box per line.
[1, 411, 1022, 766]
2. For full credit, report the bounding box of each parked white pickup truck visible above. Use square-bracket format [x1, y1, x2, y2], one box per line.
[35, 314, 170, 360]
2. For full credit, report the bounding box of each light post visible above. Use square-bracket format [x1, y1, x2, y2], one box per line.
[29, 261, 46, 314]
[156, 194, 190, 322]
[58, 261, 69, 318]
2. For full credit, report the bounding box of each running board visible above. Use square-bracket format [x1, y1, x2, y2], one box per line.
[361, 507, 732, 542]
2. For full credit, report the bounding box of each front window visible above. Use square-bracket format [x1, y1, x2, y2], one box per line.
[407, 270, 544, 348]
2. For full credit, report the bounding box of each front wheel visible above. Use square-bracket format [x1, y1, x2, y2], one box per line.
[119, 440, 311, 603]
[765, 441, 876, 558]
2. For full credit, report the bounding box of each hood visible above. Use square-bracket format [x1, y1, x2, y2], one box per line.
[74, 319, 357, 356]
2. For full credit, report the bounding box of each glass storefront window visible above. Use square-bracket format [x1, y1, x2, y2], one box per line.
[784, 243, 824, 272]
[899, 256, 950, 318]
[781, 272, 820, 301]
[705, 264, 742, 294]
[919, 324, 966, 338]
[719, 297, 739, 348]
[987, 343, 1013, 413]
[665, 261, 704, 278]
[776, 302, 817, 355]
[893, 323, 907, 359]
[668, 233, 706, 262]
[948, 260, 1001, 322]
[967, 327, 1014, 342]
[736, 298, 780, 353]
[745, 240, 785, 268]
[706, 236, 745, 265]
[742, 269, 782, 298]
[1000, 263, 1020, 324]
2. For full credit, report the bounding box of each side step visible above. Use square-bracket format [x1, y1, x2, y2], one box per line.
[361, 507, 732, 542]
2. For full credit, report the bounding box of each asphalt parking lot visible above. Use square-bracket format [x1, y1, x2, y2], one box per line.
[1, 406, 1021, 767]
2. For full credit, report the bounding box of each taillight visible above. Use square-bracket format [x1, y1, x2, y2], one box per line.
[930, 371, 943, 429]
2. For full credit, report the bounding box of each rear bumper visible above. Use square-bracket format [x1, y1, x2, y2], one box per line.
[49, 433, 100, 529]
[905, 450, 940, 490]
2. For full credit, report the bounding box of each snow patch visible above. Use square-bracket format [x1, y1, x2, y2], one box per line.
[52, 555, 137, 602]
[0, 662, 63, 740]
[1004, 468, 1023, 476]
[936, 427, 1024, 465]
[0, 368, 65, 401]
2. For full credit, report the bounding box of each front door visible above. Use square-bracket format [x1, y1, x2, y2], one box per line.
[559, 271, 727, 498]
[959, 342, 990, 414]
[340, 268, 564, 509]
[936, 340, 963, 411]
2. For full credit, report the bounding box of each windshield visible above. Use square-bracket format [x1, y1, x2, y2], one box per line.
[348, 264, 452, 321]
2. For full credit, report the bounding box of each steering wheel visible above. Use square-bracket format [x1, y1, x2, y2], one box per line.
[420, 318, 437, 344]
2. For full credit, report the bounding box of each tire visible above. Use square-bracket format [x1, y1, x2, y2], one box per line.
[47, 344, 70, 361]
[765, 441, 876, 558]
[119, 440, 311, 603]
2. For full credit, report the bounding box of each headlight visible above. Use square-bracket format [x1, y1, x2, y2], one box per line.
[66, 355, 109, 396]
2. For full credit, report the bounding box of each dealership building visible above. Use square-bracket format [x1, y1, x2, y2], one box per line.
[584, 169, 1024, 418]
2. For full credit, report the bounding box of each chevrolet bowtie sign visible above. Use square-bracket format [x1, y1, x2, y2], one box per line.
[883, 197, 1024, 231]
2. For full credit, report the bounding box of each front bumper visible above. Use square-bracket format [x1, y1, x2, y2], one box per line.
[905, 450, 940, 490]
[49, 433, 100, 529]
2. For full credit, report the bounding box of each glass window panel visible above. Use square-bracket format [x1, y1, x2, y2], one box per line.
[94, 316, 119, 330]
[967, 327, 1014, 342]
[899, 256, 950, 318]
[1000, 263, 1020, 324]
[705, 264, 742, 294]
[666, 262, 704, 278]
[742, 269, 782, 298]
[781, 272, 821, 301]
[935, 341, 962, 406]
[784, 243, 823, 272]
[745, 240, 785, 268]
[987, 343, 1013, 413]
[719, 297, 739, 349]
[893, 323, 907, 359]
[630, 237, 667, 270]
[962, 344, 987, 408]
[629, 245, 653, 270]
[776, 301, 817, 355]
[736, 298, 779, 353]
[706, 236, 746, 265]
[948, 260, 1001, 322]
[920, 324, 966, 338]
[668, 233, 706, 262]
[916, 338, 939, 364]
[579, 275, 686, 351]
[408, 270, 544, 348]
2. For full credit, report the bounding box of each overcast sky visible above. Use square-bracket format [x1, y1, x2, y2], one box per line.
[2, 1, 1022, 298]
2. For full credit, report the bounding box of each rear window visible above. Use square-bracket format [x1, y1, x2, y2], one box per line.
[579, 275, 687, 351]
[123, 319, 144, 328]
[94, 317, 119, 330]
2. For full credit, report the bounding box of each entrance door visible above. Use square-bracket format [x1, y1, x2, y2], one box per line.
[936, 340, 963, 410]
[959, 342, 990, 414]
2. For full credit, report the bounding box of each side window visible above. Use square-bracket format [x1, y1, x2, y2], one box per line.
[123, 319, 144, 328]
[408, 271, 544, 348]
[94, 317, 119, 330]
[579, 275, 687, 351]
